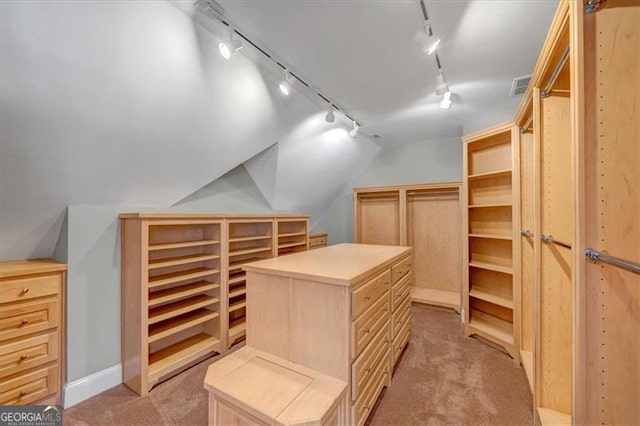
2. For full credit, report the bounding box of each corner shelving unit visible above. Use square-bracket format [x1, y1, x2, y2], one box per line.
[462, 122, 519, 359]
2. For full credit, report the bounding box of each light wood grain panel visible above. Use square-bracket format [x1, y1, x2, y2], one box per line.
[519, 130, 535, 354]
[581, 3, 640, 424]
[538, 94, 573, 415]
[407, 190, 461, 295]
[356, 193, 401, 245]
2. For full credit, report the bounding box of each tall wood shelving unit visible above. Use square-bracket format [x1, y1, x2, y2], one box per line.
[121, 213, 309, 396]
[354, 183, 462, 312]
[462, 123, 519, 359]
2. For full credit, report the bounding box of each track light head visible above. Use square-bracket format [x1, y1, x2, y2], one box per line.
[218, 31, 242, 59]
[279, 70, 293, 96]
[435, 72, 449, 95]
[440, 91, 452, 109]
[427, 37, 441, 55]
[325, 109, 335, 123]
[349, 121, 360, 138]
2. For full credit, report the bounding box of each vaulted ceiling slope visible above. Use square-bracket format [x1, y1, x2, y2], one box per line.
[217, 0, 559, 144]
[0, 0, 379, 260]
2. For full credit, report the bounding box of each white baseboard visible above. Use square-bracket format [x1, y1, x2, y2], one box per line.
[64, 364, 122, 408]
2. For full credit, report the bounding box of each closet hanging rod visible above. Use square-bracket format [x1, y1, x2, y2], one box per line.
[520, 116, 533, 134]
[541, 234, 572, 249]
[541, 45, 570, 97]
[585, 249, 640, 275]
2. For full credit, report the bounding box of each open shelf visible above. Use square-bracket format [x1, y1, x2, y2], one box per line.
[148, 294, 219, 325]
[469, 261, 513, 275]
[148, 239, 219, 252]
[537, 408, 572, 426]
[228, 286, 246, 299]
[278, 242, 306, 249]
[228, 299, 246, 313]
[148, 254, 219, 270]
[468, 203, 512, 209]
[148, 309, 219, 343]
[229, 235, 272, 243]
[469, 233, 512, 241]
[148, 267, 219, 288]
[148, 281, 219, 307]
[228, 317, 246, 341]
[469, 288, 513, 309]
[469, 310, 514, 346]
[468, 169, 512, 181]
[229, 258, 264, 273]
[228, 273, 246, 286]
[278, 232, 306, 238]
[148, 333, 221, 384]
[228, 247, 272, 258]
[411, 288, 460, 312]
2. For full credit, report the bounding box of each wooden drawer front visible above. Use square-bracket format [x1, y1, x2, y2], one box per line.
[0, 331, 59, 378]
[351, 325, 389, 401]
[309, 237, 326, 247]
[351, 270, 390, 319]
[392, 318, 411, 367]
[392, 295, 411, 337]
[0, 275, 60, 304]
[392, 273, 412, 312]
[353, 344, 390, 426]
[0, 364, 58, 405]
[0, 299, 60, 342]
[351, 293, 389, 359]
[391, 256, 412, 284]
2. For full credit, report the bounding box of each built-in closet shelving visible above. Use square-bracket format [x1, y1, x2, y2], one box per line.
[225, 219, 273, 348]
[462, 123, 519, 359]
[120, 213, 309, 396]
[354, 183, 462, 311]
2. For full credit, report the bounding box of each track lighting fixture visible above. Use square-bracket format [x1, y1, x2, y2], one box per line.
[415, 28, 440, 56]
[218, 30, 242, 59]
[440, 91, 452, 109]
[427, 37, 441, 55]
[349, 121, 360, 138]
[279, 70, 293, 96]
[325, 108, 335, 123]
[435, 72, 449, 96]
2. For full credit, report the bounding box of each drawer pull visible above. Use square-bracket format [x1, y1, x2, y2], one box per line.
[384, 368, 389, 375]
[364, 404, 370, 411]
[384, 281, 389, 285]
[364, 367, 371, 374]
[20, 390, 27, 396]
[364, 296, 371, 301]
[21, 288, 30, 294]
[21, 319, 29, 325]
[363, 328, 370, 334]
[20, 354, 28, 360]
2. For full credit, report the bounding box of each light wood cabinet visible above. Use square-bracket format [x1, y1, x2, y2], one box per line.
[0, 259, 66, 405]
[243, 243, 412, 426]
[354, 183, 462, 312]
[462, 124, 519, 359]
[120, 213, 309, 396]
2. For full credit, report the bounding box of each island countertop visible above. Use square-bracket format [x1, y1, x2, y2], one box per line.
[242, 243, 411, 287]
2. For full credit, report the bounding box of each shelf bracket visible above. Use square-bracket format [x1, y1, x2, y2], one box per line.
[585, 0, 606, 14]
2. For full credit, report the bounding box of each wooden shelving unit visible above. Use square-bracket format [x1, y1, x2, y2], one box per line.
[120, 213, 309, 396]
[276, 218, 309, 256]
[354, 183, 462, 312]
[462, 122, 518, 359]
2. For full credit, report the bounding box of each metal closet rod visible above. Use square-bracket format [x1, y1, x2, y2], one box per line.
[585, 249, 640, 275]
[541, 45, 570, 98]
[541, 234, 572, 249]
[197, 0, 358, 124]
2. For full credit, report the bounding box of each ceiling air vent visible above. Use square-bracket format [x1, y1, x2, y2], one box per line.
[510, 75, 531, 97]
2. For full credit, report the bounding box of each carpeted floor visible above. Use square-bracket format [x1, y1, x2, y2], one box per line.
[63, 304, 532, 425]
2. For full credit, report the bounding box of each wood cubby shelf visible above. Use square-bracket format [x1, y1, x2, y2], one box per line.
[468, 169, 512, 181]
[121, 213, 309, 396]
[469, 261, 513, 275]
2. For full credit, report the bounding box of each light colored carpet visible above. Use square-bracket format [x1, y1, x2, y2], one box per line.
[64, 304, 532, 425]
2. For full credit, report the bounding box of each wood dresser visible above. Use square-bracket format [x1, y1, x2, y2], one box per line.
[0, 259, 66, 405]
[243, 243, 412, 425]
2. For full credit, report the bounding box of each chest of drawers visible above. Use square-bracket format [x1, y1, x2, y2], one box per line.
[243, 243, 412, 425]
[0, 259, 66, 405]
